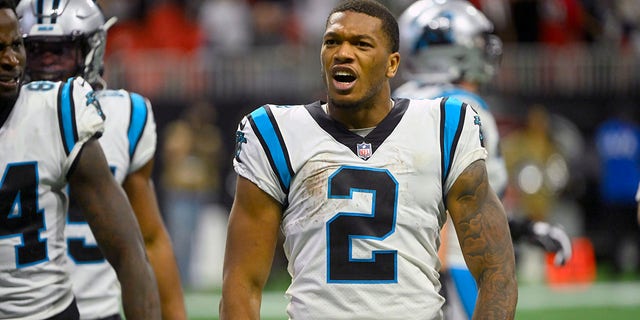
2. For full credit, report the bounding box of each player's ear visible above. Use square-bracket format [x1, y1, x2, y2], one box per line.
[386, 52, 400, 78]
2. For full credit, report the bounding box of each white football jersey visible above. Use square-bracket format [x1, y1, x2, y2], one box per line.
[234, 97, 487, 319]
[395, 82, 508, 318]
[395, 81, 507, 264]
[64, 89, 157, 319]
[394, 81, 507, 195]
[0, 77, 104, 319]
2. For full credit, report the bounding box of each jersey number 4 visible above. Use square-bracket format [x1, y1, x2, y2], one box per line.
[326, 166, 398, 283]
[0, 163, 48, 267]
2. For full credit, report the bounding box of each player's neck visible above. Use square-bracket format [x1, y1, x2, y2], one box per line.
[326, 96, 394, 130]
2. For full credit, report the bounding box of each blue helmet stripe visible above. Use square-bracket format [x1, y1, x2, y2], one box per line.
[51, 0, 61, 23]
[36, 0, 43, 24]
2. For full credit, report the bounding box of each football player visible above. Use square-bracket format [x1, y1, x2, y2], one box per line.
[0, 0, 160, 318]
[220, 0, 517, 319]
[395, 1, 572, 318]
[17, 0, 185, 319]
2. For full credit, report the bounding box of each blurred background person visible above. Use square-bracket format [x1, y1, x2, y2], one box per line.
[250, 0, 300, 46]
[501, 103, 589, 284]
[161, 99, 223, 288]
[17, 0, 186, 318]
[395, 1, 572, 318]
[593, 101, 640, 277]
[502, 104, 566, 222]
[197, 0, 252, 54]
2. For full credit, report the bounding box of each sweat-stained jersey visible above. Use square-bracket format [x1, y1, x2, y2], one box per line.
[394, 81, 508, 319]
[0, 77, 104, 319]
[233, 97, 487, 319]
[64, 89, 157, 319]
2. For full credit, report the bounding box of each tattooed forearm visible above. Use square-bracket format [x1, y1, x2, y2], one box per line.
[446, 160, 518, 319]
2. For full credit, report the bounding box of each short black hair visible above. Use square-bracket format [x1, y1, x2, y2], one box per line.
[327, 0, 399, 53]
[0, 0, 15, 11]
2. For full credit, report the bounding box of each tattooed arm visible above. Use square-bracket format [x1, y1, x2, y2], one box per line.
[446, 160, 518, 319]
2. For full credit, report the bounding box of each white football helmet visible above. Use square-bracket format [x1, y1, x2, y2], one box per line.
[17, 0, 117, 87]
[398, 0, 502, 84]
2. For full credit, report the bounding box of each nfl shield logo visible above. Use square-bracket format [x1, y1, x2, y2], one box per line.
[357, 142, 373, 160]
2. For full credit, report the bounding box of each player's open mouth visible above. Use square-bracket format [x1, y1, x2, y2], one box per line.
[332, 69, 357, 91]
[0, 75, 20, 89]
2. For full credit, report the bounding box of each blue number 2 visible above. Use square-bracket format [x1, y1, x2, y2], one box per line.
[326, 166, 398, 283]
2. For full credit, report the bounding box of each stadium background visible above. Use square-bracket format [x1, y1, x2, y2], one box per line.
[96, 0, 640, 318]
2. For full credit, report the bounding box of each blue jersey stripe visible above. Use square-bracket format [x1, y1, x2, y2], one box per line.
[249, 106, 293, 192]
[58, 78, 77, 155]
[127, 93, 148, 159]
[440, 97, 466, 189]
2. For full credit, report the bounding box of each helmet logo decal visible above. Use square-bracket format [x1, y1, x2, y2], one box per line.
[413, 12, 454, 54]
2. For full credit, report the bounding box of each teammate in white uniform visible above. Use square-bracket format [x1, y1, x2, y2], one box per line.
[220, 1, 518, 319]
[395, 1, 572, 319]
[17, 0, 185, 319]
[0, 1, 160, 319]
[63, 90, 158, 319]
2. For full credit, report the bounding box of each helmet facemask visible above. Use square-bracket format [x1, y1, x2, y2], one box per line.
[24, 33, 87, 83]
[83, 26, 109, 89]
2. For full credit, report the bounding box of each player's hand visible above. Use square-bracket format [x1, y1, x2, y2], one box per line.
[530, 221, 573, 266]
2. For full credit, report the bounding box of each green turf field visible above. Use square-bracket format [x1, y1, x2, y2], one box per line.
[185, 281, 640, 320]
